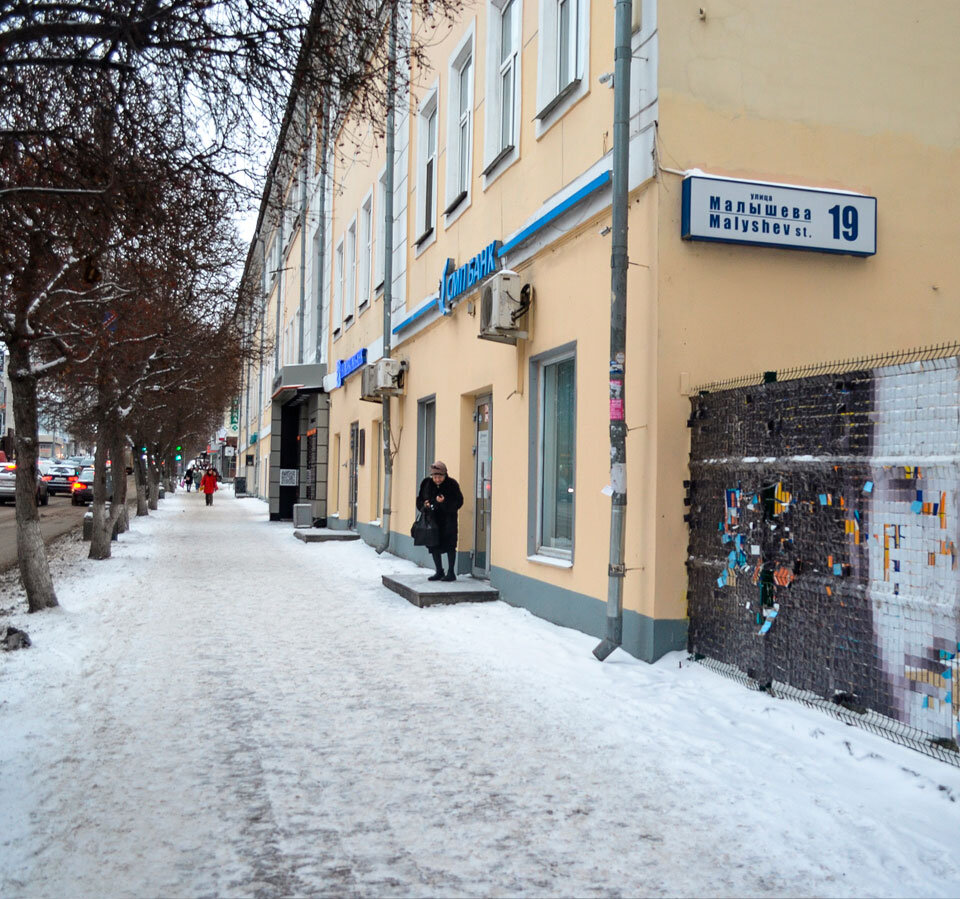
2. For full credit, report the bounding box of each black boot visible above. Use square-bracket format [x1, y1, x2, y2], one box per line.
[443, 570, 456, 581]
[428, 570, 444, 581]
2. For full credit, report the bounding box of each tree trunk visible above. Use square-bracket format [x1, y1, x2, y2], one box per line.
[147, 459, 159, 510]
[89, 425, 118, 560]
[112, 431, 129, 534]
[133, 442, 149, 516]
[8, 342, 58, 611]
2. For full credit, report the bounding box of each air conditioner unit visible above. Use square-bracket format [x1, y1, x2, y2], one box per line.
[479, 270, 528, 345]
[360, 357, 406, 403]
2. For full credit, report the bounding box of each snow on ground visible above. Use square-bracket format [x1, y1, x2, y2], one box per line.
[1, 490, 959, 898]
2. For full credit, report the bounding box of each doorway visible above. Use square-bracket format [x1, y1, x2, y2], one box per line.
[348, 420, 360, 529]
[279, 402, 299, 519]
[472, 395, 492, 578]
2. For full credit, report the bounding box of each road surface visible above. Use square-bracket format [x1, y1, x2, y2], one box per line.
[0, 495, 86, 571]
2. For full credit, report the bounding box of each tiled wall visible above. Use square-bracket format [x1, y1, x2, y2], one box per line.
[687, 358, 960, 745]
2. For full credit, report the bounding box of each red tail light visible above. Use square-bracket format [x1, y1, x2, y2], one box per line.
[41, 475, 52, 481]
[71, 481, 85, 492]
[67, 475, 77, 483]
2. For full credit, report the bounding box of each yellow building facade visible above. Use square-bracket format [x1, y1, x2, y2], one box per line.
[239, 0, 960, 664]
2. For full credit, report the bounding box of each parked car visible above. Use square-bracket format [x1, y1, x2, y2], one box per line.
[45, 463, 80, 495]
[71, 467, 113, 506]
[0, 463, 50, 506]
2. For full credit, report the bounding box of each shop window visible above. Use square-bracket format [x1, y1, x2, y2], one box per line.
[532, 348, 576, 558]
[417, 396, 436, 486]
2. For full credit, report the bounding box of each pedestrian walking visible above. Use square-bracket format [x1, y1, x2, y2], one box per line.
[416, 461, 463, 581]
[200, 468, 218, 506]
[184, 466, 194, 492]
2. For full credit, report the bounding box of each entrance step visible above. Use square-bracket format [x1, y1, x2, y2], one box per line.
[382, 573, 499, 608]
[294, 528, 361, 543]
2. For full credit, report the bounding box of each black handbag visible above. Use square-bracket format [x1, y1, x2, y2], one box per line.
[411, 509, 439, 547]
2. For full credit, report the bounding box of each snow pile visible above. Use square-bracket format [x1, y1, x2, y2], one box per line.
[1, 492, 959, 898]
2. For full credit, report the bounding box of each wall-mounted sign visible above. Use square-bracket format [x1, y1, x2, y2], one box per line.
[336, 348, 367, 387]
[681, 174, 876, 256]
[439, 239, 501, 312]
[279, 468, 298, 487]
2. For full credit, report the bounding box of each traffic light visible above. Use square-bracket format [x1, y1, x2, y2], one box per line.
[175, 445, 182, 461]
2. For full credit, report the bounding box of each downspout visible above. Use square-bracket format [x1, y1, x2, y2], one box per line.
[298, 99, 308, 364]
[315, 113, 328, 365]
[258, 238, 266, 496]
[375, 3, 398, 555]
[594, 0, 632, 661]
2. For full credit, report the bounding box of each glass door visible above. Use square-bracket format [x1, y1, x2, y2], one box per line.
[472, 395, 492, 578]
[348, 421, 359, 529]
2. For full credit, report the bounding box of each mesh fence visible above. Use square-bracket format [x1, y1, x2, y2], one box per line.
[686, 350, 960, 765]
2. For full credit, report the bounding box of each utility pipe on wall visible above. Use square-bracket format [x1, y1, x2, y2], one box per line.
[594, 0, 633, 662]
[297, 99, 309, 365]
[375, 3, 398, 555]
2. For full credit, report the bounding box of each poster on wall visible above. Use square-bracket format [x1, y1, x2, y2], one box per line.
[681, 174, 877, 256]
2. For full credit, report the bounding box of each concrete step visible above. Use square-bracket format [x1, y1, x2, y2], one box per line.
[382, 573, 499, 608]
[294, 529, 361, 543]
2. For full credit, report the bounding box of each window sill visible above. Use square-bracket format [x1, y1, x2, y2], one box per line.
[481, 144, 515, 178]
[443, 190, 468, 217]
[535, 78, 581, 121]
[414, 226, 434, 248]
[527, 553, 573, 569]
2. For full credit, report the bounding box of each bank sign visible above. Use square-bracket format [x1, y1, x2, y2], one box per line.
[439, 239, 501, 312]
[681, 175, 876, 256]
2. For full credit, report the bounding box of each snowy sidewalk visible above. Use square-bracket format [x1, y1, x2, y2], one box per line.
[2, 490, 960, 898]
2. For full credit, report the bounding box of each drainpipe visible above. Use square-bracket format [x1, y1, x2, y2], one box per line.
[298, 99, 309, 365]
[593, 0, 632, 662]
[375, 3, 398, 555]
[315, 114, 328, 365]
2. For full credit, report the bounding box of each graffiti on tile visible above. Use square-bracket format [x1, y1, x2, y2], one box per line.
[686, 358, 960, 744]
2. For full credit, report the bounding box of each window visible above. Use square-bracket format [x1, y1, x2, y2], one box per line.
[359, 195, 372, 310]
[371, 420, 382, 520]
[557, 0, 578, 89]
[536, 351, 575, 557]
[535, 0, 589, 127]
[375, 168, 387, 289]
[483, 0, 521, 178]
[344, 219, 356, 323]
[498, 1, 517, 150]
[416, 89, 439, 246]
[333, 240, 344, 335]
[417, 397, 436, 486]
[445, 26, 475, 220]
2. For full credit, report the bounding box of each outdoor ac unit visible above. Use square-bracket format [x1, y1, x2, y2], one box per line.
[479, 270, 528, 345]
[292, 503, 312, 528]
[360, 357, 405, 403]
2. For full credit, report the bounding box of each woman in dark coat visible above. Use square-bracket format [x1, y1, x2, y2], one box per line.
[416, 461, 464, 581]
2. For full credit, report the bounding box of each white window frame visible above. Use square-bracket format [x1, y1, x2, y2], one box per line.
[358, 191, 373, 312]
[374, 166, 387, 291]
[533, 347, 576, 561]
[344, 216, 357, 326]
[444, 23, 475, 226]
[414, 83, 440, 255]
[482, 0, 522, 186]
[333, 238, 344, 338]
[535, 0, 590, 137]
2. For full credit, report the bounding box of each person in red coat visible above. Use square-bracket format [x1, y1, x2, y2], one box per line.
[200, 468, 219, 506]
